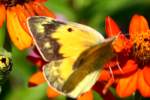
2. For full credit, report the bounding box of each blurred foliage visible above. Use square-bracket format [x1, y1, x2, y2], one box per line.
[0, 0, 150, 100]
[46, 0, 150, 35]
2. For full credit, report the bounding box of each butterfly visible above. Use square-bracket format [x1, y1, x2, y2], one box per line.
[27, 16, 116, 98]
[0, 48, 12, 93]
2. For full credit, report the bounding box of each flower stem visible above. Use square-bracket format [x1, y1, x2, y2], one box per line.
[66, 97, 76, 100]
[134, 91, 142, 100]
[0, 21, 6, 48]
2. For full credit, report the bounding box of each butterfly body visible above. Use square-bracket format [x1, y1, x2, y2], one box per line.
[27, 16, 115, 98]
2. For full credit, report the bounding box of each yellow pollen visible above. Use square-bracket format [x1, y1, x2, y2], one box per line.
[133, 30, 150, 62]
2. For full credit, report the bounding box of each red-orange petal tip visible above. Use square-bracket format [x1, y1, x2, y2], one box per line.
[105, 16, 121, 37]
[129, 14, 149, 40]
[28, 71, 45, 87]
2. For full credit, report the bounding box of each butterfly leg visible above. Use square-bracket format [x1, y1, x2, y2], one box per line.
[108, 66, 114, 80]
[102, 77, 114, 94]
[101, 66, 114, 94]
[116, 61, 124, 74]
[116, 56, 124, 74]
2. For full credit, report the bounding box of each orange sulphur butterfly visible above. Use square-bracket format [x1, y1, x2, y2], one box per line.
[27, 16, 115, 98]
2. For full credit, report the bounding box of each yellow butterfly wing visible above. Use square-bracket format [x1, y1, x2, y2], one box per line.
[27, 16, 115, 98]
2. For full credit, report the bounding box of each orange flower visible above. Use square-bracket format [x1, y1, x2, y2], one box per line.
[0, 0, 55, 50]
[101, 15, 150, 98]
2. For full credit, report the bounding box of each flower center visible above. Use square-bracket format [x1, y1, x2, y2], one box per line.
[133, 30, 150, 64]
[0, 0, 32, 7]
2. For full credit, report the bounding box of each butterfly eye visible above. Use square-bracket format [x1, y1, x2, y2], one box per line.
[67, 28, 73, 32]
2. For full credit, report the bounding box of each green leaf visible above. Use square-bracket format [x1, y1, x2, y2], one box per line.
[44, 0, 76, 20]
[93, 91, 103, 100]
[0, 86, 1, 93]
[55, 95, 66, 100]
[11, 45, 34, 84]
[5, 83, 47, 100]
[73, 0, 92, 10]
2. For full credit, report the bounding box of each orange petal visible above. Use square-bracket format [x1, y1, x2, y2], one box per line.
[105, 16, 121, 37]
[31, 2, 56, 18]
[98, 70, 111, 81]
[143, 66, 150, 86]
[47, 87, 59, 98]
[7, 7, 33, 50]
[116, 71, 137, 97]
[138, 69, 150, 97]
[28, 71, 45, 87]
[36, 2, 56, 18]
[77, 90, 93, 100]
[112, 34, 132, 53]
[103, 58, 117, 69]
[24, 3, 35, 16]
[129, 14, 149, 40]
[0, 4, 6, 28]
[15, 4, 30, 33]
[113, 60, 138, 76]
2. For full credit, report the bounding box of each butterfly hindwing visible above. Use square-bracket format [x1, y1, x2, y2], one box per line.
[43, 37, 115, 98]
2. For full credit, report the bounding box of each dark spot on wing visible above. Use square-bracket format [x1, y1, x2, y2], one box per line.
[67, 28, 73, 32]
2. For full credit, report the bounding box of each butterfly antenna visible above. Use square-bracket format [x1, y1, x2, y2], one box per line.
[116, 61, 124, 73]
[102, 77, 114, 94]
[117, 32, 130, 37]
[123, 33, 130, 37]
[115, 32, 129, 36]
[103, 65, 116, 94]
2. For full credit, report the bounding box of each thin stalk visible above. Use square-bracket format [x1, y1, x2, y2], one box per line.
[0, 21, 6, 48]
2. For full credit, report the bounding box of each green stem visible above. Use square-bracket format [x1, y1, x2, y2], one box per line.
[134, 91, 142, 100]
[66, 97, 76, 100]
[0, 22, 6, 48]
